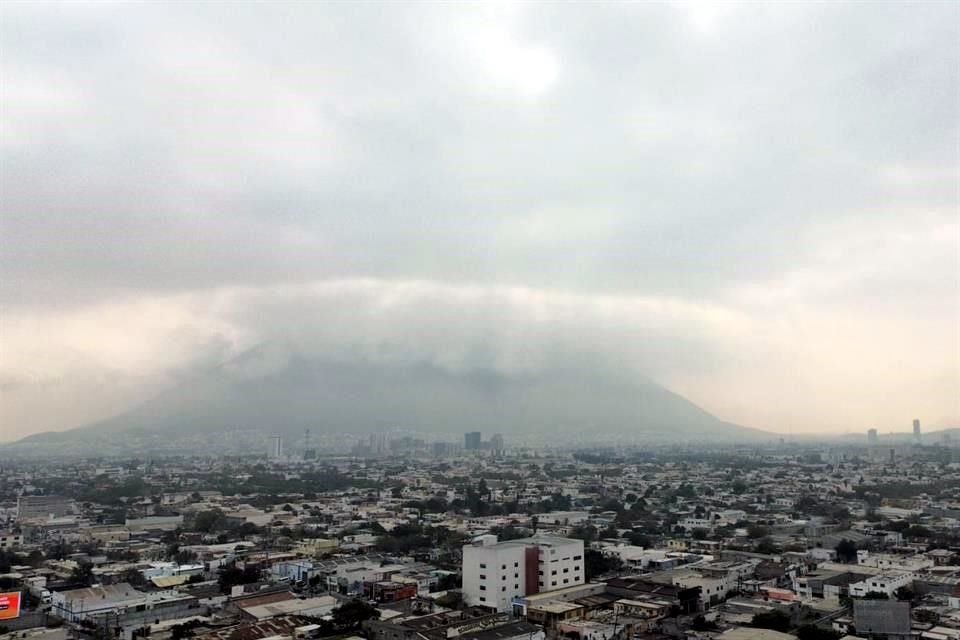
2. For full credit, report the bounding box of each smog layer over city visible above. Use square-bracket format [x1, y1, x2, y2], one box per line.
[0, 3, 958, 640]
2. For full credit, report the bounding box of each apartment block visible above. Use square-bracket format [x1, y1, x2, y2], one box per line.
[462, 534, 585, 612]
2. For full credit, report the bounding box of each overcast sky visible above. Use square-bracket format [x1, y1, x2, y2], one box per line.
[1, 1, 958, 442]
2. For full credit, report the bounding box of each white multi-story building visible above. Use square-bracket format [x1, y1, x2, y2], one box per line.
[462, 534, 585, 612]
[268, 435, 283, 459]
[849, 572, 913, 598]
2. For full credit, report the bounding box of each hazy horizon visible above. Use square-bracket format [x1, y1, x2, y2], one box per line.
[1, 2, 958, 442]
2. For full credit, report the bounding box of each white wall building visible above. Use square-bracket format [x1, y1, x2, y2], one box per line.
[462, 534, 585, 612]
[849, 572, 913, 598]
[269, 435, 283, 459]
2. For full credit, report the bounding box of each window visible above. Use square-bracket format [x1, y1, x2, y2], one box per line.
[502, 564, 506, 570]
[480, 563, 486, 568]
[480, 574, 486, 580]
[539, 571, 543, 576]
[515, 584, 519, 590]
[552, 570, 557, 575]
[514, 562, 519, 567]
[502, 586, 506, 592]
[552, 581, 557, 586]
[563, 568, 569, 573]
[480, 585, 486, 591]
[563, 579, 569, 584]
[573, 555, 582, 561]
[574, 566, 580, 572]
[480, 597, 486, 602]
[539, 581, 544, 587]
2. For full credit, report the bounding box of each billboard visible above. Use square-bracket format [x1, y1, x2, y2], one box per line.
[0, 591, 21, 620]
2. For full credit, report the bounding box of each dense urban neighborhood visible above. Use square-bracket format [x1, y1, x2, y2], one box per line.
[1, 436, 959, 640]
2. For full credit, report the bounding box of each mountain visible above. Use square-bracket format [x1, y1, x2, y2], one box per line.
[6, 344, 771, 456]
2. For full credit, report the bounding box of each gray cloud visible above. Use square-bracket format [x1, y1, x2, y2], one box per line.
[0, 1, 957, 439]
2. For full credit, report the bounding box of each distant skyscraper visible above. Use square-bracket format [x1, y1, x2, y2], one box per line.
[465, 431, 482, 451]
[867, 428, 878, 445]
[366, 433, 388, 456]
[913, 419, 921, 445]
[490, 433, 504, 453]
[268, 435, 283, 459]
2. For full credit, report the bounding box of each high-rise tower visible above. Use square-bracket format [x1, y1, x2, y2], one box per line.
[268, 434, 282, 459]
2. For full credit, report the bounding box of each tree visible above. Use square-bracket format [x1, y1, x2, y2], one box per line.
[600, 523, 619, 539]
[71, 562, 95, 587]
[217, 564, 262, 594]
[675, 484, 697, 499]
[175, 549, 199, 565]
[751, 610, 791, 632]
[435, 590, 463, 609]
[691, 616, 718, 631]
[835, 538, 858, 563]
[569, 525, 597, 543]
[905, 525, 932, 539]
[893, 586, 914, 602]
[121, 568, 147, 588]
[796, 625, 841, 640]
[436, 573, 461, 591]
[747, 525, 769, 539]
[490, 525, 527, 541]
[332, 599, 380, 629]
[0, 551, 15, 574]
[584, 549, 622, 580]
[26, 550, 45, 568]
[755, 537, 779, 555]
[625, 531, 651, 548]
[194, 509, 226, 533]
[862, 591, 889, 600]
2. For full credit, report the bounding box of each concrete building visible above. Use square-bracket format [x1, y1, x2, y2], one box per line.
[849, 572, 913, 598]
[125, 515, 184, 532]
[462, 534, 585, 612]
[270, 559, 319, 584]
[913, 419, 921, 445]
[268, 435, 283, 459]
[16, 496, 74, 521]
[853, 599, 911, 640]
[867, 429, 878, 445]
[50, 583, 198, 636]
[0, 530, 23, 549]
[465, 432, 482, 451]
[240, 595, 337, 620]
